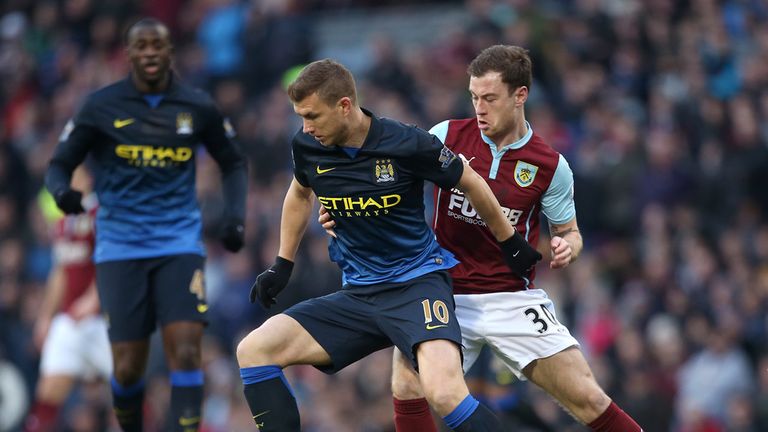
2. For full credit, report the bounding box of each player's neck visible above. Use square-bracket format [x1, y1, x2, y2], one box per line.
[493, 118, 528, 151]
[132, 73, 171, 94]
[345, 109, 372, 148]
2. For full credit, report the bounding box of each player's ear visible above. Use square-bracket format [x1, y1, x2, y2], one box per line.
[515, 86, 529, 106]
[338, 97, 353, 114]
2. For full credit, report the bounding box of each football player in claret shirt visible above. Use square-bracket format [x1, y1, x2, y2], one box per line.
[25, 167, 112, 432]
[235, 59, 543, 432]
[45, 18, 247, 432]
[388, 45, 643, 432]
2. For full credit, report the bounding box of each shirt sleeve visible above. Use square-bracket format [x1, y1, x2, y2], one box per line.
[291, 132, 310, 187]
[199, 102, 248, 221]
[45, 98, 101, 196]
[541, 154, 576, 224]
[428, 120, 450, 144]
[405, 128, 464, 190]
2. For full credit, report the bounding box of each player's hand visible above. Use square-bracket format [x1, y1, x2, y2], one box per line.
[318, 206, 336, 238]
[549, 236, 572, 269]
[499, 231, 542, 277]
[250, 256, 294, 308]
[220, 219, 245, 252]
[53, 188, 85, 214]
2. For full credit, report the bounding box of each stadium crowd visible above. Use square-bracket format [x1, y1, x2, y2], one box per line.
[1, 0, 768, 430]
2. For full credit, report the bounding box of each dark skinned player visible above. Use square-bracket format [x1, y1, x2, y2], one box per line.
[45, 18, 247, 432]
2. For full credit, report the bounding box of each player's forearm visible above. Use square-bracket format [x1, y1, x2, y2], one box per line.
[45, 128, 93, 195]
[457, 168, 515, 241]
[45, 160, 75, 196]
[221, 164, 248, 221]
[40, 267, 65, 319]
[277, 181, 315, 261]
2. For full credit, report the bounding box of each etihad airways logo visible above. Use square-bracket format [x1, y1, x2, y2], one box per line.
[318, 194, 401, 217]
[115, 144, 193, 167]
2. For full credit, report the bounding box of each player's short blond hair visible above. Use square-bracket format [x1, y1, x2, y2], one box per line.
[287, 59, 357, 107]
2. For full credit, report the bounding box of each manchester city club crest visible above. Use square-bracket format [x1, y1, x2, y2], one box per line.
[374, 159, 396, 183]
[176, 113, 193, 135]
[514, 161, 538, 187]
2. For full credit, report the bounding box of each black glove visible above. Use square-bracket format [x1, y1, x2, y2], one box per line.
[499, 231, 542, 277]
[53, 188, 85, 214]
[250, 257, 294, 308]
[220, 219, 245, 252]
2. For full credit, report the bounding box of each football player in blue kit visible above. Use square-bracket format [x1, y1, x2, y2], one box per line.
[45, 18, 247, 432]
[236, 59, 541, 432]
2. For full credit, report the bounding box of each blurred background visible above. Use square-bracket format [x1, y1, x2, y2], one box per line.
[1, 0, 768, 430]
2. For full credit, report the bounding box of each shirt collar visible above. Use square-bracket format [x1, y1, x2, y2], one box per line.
[480, 120, 533, 152]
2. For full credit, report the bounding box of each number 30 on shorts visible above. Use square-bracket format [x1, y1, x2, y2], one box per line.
[524, 305, 560, 334]
[421, 299, 450, 325]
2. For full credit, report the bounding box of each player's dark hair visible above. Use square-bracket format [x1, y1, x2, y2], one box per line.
[468, 45, 532, 94]
[287, 59, 357, 106]
[124, 17, 170, 45]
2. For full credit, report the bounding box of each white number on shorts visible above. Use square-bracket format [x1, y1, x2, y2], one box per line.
[524, 305, 559, 334]
[421, 299, 450, 324]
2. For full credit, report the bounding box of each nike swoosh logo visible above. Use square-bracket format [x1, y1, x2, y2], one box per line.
[178, 416, 200, 426]
[512, 250, 520, 257]
[426, 324, 448, 330]
[113, 118, 135, 128]
[316, 166, 336, 174]
[253, 410, 270, 419]
[196, 304, 209, 313]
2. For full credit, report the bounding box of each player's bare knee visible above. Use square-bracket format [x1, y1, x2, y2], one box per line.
[421, 383, 463, 416]
[113, 362, 144, 385]
[391, 372, 424, 400]
[236, 333, 262, 367]
[584, 388, 611, 417]
[171, 342, 201, 370]
[236, 327, 280, 367]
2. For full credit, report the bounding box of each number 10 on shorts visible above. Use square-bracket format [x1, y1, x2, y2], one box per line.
[422, 299, 450, 328]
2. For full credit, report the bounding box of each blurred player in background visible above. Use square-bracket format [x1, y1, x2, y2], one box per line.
[236, 58, 542, 432]
[322, 45, 644, 432]
[25, 167, 111, 432]
[44, 18, 247, 432]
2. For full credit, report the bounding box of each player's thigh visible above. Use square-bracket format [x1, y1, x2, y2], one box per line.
[415, 338, 465, 386]
[391, 347, 424, 400]
[281, 291, 392, 372]
[40, 314, 87, 377]
[523, 346, 608, 414]
[96, 259, 154, 341]
[378, 271, 464, 372]
[454, 294, 489, 373]
[238, 313, 333, 368]
[150, 254, 207, 327]
[480, 290, 579, 379]
[80, 316, 113, 379]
